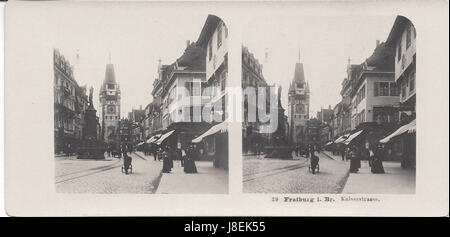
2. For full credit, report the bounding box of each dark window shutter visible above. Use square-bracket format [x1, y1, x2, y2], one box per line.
[374, 82, 379, 96]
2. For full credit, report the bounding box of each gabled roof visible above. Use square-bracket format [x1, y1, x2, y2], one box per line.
[364, 42, 394, 71]
[176, 42, 206, 71]
[386, 16, 412, 47]
[197, 15, 223, 48]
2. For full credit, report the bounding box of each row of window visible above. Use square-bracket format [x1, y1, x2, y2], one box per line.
[397, 22, 416, 62]
[353, 109, 366, 127]
[242, 53, 263, 76]
[401, 70, 416, 99]
[354, 85, 366, 106]
[208, 22, 228, 61]
[105, 116, 118, 120]
[374, 82, 399, 97]
[54, 117, 75, 131]
[55, 74, 77, 97]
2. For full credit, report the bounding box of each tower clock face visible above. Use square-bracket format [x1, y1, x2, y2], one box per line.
[107, 105, 116, 114]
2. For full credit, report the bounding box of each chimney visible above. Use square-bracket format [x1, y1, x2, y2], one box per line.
[186, 40, 190, 48]
[140, 105, 142, 110]
[329, 105, 331, 110]
[376, 40, 380, 47]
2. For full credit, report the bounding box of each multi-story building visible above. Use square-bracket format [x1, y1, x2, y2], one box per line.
[241, 46, 270, 153]
[151, 40, 209, 150]
[344, 41, 401, 148]
[142, 101, 160, 140]
[128, 107, 145, 146]
[288, 55, 310, 147]
[383, 16, 416, 168]
[317, 106, 334, 145]
[340, 63, 362, 135]
[386, 16, 416, 124]
[350, 41, 399, 130]
[332, 102, 344, 138]
[196, 15, 229, 169]
[119, 118, 132, 146]
[74, 86, 89, 140]
[99, 61, 121, 148]
[53, 49, 88, 154]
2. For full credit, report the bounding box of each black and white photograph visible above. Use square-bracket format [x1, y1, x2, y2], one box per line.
[3, 0, 448, 217]
[52, 11, 229, 194]
[242, 15, 416, 194]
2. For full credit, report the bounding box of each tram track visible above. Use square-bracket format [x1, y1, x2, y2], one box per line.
[55, 159, 123, 184]
[243, 159, 310, 182]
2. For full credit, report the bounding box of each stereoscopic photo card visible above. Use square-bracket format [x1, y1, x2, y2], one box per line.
[4, 0, 449, 217]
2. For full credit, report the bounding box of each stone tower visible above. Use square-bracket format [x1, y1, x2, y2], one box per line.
[99, 60, 121, 146]
[288, 53, 310, 146]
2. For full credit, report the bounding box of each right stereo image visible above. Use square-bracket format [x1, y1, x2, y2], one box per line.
[241, 15, 416, 194]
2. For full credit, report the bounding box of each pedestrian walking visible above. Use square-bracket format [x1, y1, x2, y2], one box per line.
[181, 147, 186, 167]
[153, 147, 158, 161]
[349, 145, 361, 173]
[162, 147, 172, 173]
[184, 146, 198, 173]
[371, 144, 385, 174]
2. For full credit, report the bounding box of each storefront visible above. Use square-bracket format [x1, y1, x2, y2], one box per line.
[380, 119, 416, 168]
[192, 122, 228, 169]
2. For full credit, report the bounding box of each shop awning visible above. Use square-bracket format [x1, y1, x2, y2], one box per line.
[324, 141, 333, 146]
[192, 122, 228, 143]
[146, 134, 160, 144]
[334, 134, 350, 144]
[408, 120, 416, 134]
[343, 130, 364, 145]
[137, 142, 144, 146]
[380, 119, 416, 143]
[155, 130, 175, 145]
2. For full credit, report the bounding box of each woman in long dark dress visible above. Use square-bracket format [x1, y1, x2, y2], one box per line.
[349, 146, 361, 173]
[162, 148, 171, 173]
[371, 144, 385, 174]
[184, 146, 198, 173]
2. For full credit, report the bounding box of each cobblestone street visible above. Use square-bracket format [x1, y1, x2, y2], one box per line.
[55, 153, 163, 193]
[243, 153, 350, 193]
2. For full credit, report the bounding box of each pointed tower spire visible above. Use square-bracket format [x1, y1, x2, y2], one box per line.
[109, 51, 111, 64]
[298, 49, 301, 62]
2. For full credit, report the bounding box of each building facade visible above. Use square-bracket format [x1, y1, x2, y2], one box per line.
[197, 15, 229, 169]
[54, 49, 88, 154]
[384, 16, 416, 168]
[386, 16, 416, 124]
[288, 57, 310, 147]
[350, 41, 399, 130]
[241, 46, 270, 154]
[99, 62, 121, 148]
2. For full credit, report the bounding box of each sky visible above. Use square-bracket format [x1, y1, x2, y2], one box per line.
[243, 15, 396, 118]
[55, 8, 207, 118]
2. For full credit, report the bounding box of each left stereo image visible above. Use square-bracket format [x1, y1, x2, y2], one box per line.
[53, 12, 229, 194]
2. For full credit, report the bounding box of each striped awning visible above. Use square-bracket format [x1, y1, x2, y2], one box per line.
[146, 134, 160, 144]
[155, 130, 175, 145]
[334, 134, 350, 144]
[192, 122, 228, 143]
[380, 119, 416, 143]
[344, 130, 364, 145]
